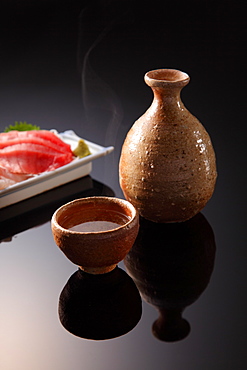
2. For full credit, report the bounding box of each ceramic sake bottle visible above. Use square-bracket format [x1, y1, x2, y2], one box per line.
[119, 69, 217, 223]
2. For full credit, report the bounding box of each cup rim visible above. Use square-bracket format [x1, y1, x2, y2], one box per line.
[51, 196, 138, 236]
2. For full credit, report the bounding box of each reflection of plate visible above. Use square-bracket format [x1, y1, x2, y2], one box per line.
[0, 130, 114, 209]
[0, 176, 115, 241]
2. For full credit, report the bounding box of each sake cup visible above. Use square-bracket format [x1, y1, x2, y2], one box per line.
[51, 196, 139, 274]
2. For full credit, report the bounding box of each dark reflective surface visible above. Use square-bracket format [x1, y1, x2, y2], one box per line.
[0, 1, 246, 369]
[124, 213, 216, 342]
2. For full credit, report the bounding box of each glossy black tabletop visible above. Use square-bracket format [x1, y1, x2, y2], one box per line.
[0, 1, 246, 369]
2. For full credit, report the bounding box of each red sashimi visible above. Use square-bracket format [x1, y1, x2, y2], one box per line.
[0, 130, 74, 175]
[0, 130, 72, 153]
[0, 143, 73, 174]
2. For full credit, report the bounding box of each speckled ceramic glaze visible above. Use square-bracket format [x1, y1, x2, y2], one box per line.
[119, 69, 217, 222]
[51, 196, 139, 274]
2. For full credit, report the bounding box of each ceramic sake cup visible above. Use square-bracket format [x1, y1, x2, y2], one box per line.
[51, 196, 139, 274]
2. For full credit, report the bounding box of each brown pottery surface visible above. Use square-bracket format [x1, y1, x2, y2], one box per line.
[51, 196, 139, 274]
[119, 69, 217, 223]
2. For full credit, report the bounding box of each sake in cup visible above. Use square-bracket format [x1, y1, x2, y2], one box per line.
[51, 196, 139, 274]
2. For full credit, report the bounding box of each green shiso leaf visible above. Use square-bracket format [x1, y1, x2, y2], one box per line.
[4, 121, 40, 132]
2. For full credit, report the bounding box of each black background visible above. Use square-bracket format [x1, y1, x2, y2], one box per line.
[0, 1, 246, 369]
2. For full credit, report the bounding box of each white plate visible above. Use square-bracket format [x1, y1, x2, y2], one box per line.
[0, 130, 114, 208]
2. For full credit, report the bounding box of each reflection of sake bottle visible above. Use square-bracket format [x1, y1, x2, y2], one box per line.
[119, 69, 217, 222]
[124, 213, 216, 341]
[152, 308, 191, 342]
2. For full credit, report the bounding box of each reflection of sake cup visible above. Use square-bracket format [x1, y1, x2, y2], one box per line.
[59, 267, 142, 340]
[51, 196, 139, 274]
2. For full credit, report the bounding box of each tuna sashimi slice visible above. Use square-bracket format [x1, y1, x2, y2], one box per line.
[0, 143, 73, 174]
[0, 130, 72, 153]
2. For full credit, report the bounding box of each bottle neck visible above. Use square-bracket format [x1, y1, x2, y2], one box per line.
[151, 86, 186, 113]
[144, 69, 189, 114]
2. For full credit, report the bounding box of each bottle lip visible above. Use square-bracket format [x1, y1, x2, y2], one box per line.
[145, 69, 190, 87]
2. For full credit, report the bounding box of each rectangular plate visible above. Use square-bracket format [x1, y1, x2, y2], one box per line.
[0, 130, 114, 208]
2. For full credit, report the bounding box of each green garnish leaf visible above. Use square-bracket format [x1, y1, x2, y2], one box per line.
[4, 121, 40, 132]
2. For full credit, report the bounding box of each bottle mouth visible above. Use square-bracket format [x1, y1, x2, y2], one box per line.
[145, 69, 190, 87]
